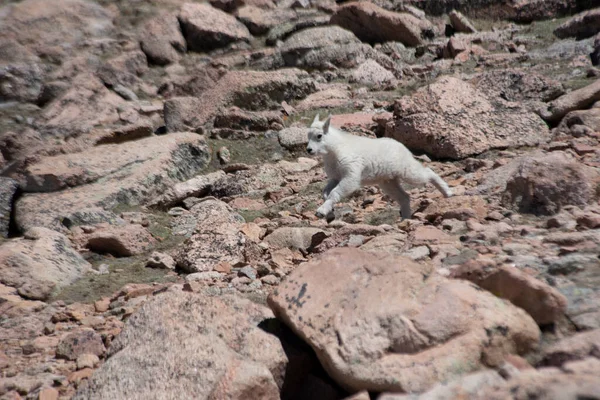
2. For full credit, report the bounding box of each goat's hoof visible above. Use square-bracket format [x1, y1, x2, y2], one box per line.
[326, 211, 335, 223]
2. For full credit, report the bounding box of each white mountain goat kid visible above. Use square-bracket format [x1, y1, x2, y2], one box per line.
[306, 114, 453, 220]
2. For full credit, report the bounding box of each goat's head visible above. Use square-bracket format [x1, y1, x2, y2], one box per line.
[306, 113, 331, 156]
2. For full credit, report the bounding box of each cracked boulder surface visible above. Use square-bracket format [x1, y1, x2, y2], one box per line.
[268, 247, 540, 393]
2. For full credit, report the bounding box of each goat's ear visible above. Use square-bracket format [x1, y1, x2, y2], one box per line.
[323, 114, 331, 134]
[312, 113, 320, 126]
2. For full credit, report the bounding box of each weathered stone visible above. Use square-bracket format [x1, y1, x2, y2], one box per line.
[15, 132, 210, 231]
[0, 178, 18, 238]
[263, 227, 326, 252]
[0, 227, 91, 300]
[554, 8, 600, 39]
[268, 248, 540, 393]
[0, 62, 45, 103]
[449, 10, 477, 33]
[85, 224, 156, 257]
[36, 73, 129, 138]
[281, 26, 360, 64]
[236, 6, 297, 36]
[331, 2, 434, 47]
[0, 0, 113, 58]
[175, 199, 245, 273]
[538, 78, 600, 123]
[386, 76, 549, 159]
[73, 290, 286, 399]
[178, 3, 251, 52]
[472, 69, 565, 104]
[501, 152, 600, 215]
[146, 252, 177, 270]
[278, 127, 309, 151]
[56, 328, 106, 361]
[164, 69, 315, 132]
[539, 329, 600, 367]
[350, 60, 397, 88]
[378, 370, 504, 400]
[451, 263, 567, 325]
[149, 170, 225, 209]
[140, 13, 186, 66]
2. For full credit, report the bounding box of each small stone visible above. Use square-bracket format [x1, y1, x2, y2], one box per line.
[76, 353, 100, 370]
[260, 275, 280, 285]
[185, 271, 223, 281]
[168, 207, 187, 217]
[146, 252, 176, 270]
[218, 146, 231, 164]
[214, 261, 232, 273]
[238, 265, 257, 280]
[56, 329, 106, 361]
[68, 368, 94, 384]
[94, 298, 110, 313]
[38, 387, 59, 400]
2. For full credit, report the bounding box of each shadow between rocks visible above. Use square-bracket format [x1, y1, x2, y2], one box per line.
[258, 318, 354, 400]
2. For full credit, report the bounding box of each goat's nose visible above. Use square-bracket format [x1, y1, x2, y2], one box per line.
[307, 147, 313, 154]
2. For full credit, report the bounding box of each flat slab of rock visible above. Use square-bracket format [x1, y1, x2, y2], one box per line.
[15, 132, 210, 231]
[73, 289, 286, 399]
[0, 227, 91, 300]
[268, 248, 540, 393]
[385, 76, 550, 159]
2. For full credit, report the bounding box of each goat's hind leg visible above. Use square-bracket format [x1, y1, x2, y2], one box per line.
[426, 168, 453, 198]
[380, 180, 412, 220]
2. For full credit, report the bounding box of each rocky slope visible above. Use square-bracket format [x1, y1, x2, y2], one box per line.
[1, 0, 600, 399]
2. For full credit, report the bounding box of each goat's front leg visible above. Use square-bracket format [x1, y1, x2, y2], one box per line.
[316, 175, 360, 218]
[323, 179, 339, 200]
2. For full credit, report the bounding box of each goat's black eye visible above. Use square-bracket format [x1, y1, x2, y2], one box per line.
[317, 134, 323, 139]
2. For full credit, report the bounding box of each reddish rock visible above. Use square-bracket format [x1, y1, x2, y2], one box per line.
[539, 79, 600, 123]
[236, 6, 297, 36]
[164, 69, 315, 132]
[85, 224, 156, 257]
[451, 262, 567, 325]
[386, 76, 549, 159]
[422, 195, 488, 222]
[175, 199, 245, 273]
[449, 10, 477, 33]
[331, 2, 434, 47]
[501, 152, 600, 215]
[73, 290, 286, 399]
[38, 387, 59, 400]
[0, 0, 113, 58]
[539, 329, 600, 367]
[268, 248, 540, 393]
[0, 228, 91, 300]
[94, 298, 110, 313]
[139, 13, 186, 66]
[178, 3, 251, 52]
[16, 132, 210, 231]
